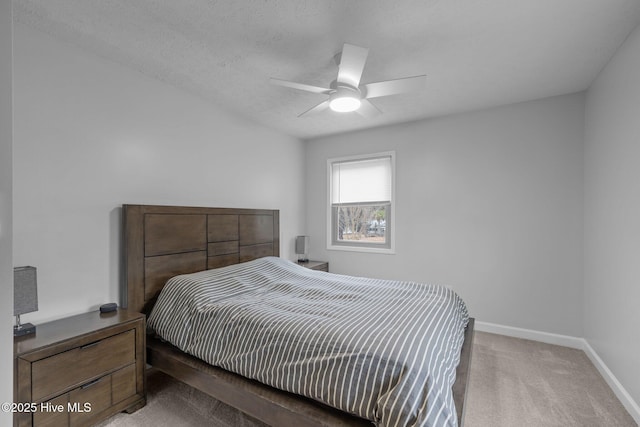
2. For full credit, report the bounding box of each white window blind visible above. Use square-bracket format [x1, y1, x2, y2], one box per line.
[331, 156, 392, 204]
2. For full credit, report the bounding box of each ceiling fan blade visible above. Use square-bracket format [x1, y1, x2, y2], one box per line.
[363, 75, 427, 99]
[337, 43, 369, 88]
[298, 99, 330, 117]
[356, 99, 382, 118]
[270, 78, 332, 94]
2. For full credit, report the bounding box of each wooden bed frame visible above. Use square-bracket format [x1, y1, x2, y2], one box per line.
[122, 204, 474, 426]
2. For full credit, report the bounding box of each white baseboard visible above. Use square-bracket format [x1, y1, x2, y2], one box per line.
[581, 340, 640, 425]
[475, 321, 584, 349]
[474, 321, 640, 424]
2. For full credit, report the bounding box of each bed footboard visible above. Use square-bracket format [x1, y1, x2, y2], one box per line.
[147, 337, 373, 427]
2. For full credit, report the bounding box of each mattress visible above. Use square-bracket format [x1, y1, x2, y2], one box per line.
[147, 256, 469, 427]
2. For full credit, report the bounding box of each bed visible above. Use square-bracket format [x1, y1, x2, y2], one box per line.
[122, 204, 474, 427]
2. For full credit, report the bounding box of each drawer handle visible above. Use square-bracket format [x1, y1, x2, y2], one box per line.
[81, 378, 102, 389]
[80, 341, 100, 350]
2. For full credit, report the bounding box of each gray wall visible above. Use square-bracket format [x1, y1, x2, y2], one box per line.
[0, 0, 13, 421]
[584, 23, 640, 407]
[306, 93, 585, 337]
[12, 24, 306, 324]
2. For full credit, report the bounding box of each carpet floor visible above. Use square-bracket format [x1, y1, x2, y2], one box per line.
[96, 332, 636, 427]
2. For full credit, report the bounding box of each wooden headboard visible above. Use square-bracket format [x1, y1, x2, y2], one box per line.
[122, 204, 279, 314]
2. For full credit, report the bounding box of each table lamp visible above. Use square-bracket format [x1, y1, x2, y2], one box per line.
[14, 266, 38, 337]
[295, 235, 309, 263]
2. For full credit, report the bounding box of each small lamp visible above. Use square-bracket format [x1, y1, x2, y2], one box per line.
[14, 266, 38, 337]
[295, 236, 310, 263]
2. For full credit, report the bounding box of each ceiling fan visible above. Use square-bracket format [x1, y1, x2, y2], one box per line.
[270, 43, 427, 118]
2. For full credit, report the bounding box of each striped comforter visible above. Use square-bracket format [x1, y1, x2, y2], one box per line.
[147, 257, 469, 427]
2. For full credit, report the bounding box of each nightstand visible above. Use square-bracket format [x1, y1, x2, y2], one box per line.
[14, 309, 146, 427]
[297, 260, 329, 272]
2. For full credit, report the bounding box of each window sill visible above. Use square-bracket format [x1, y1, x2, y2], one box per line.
[327, 244, 395, 254]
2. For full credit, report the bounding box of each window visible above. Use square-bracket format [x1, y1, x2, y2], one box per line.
[328, 152, 395, 253]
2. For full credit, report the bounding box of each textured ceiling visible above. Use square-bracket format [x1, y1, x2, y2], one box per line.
[13, 0, 640, 139]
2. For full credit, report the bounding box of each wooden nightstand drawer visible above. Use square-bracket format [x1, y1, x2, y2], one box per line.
[31, 329, 135, 402]
[33, 363, 137, 427]
[69, 374, 111, 426]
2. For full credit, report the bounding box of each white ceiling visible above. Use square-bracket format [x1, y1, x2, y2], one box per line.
[13, 0, 640, 139]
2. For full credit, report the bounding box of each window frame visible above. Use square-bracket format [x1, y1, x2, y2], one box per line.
[326, 151, 396, 254]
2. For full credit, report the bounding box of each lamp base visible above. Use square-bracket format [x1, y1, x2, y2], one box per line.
[14, 323, 36, 337]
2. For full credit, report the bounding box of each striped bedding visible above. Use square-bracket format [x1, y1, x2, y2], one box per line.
[147, 256, 469, 427]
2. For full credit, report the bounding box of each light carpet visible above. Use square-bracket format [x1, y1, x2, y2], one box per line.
[465, 332, 636, 427]
[96, 332, 636, 426]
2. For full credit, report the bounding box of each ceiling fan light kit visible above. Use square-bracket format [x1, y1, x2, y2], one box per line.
[271, 43, 426, 117]
[329, 86, 361, 112]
